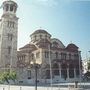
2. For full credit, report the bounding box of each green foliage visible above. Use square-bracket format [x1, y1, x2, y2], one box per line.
[0, 73, 5, 83]
[9, 71, 16, 82]
[0, 71, 17, 84]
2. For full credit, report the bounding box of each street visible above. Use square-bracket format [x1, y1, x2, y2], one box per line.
[0, 82, 90, 90]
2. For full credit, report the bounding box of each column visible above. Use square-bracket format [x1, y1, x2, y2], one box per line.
[74, 68, 76, 79]
[9, 5, 10, 11]
[67, 64, 69, 80]
[59, 63, 61, 79]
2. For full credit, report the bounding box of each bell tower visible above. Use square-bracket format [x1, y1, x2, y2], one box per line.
[0, 0, 18, 71]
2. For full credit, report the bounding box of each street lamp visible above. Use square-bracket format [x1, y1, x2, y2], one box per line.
[30, 61, 41, 90]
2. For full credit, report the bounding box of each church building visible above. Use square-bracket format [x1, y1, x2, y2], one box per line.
[17, 29, 82, 84]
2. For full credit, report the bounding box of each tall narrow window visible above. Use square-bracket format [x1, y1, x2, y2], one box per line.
[10, 5, 13, 11]
[8, 46, 12, 54]
[55, 52, 58, 59]
[69, 53, 71, 60]
[35, 35, 37, 41]
[7, 21, 9, 27]
[27, 70, 31, 79]
[32, 54, 34, 60]
[46, 70, 50, 79]
[45, 51, 49, 58]
[45, 35, 47, 39]
[8, 34, 13, 41]
[61, 53, 66, 60]
[10, 22, 12, 27]
[40, 35, 42, 39]
[12, 22, 15, 28]
[6, 5, 9, 11]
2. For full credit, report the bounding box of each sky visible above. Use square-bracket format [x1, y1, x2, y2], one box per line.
[0, 0, 90, 60]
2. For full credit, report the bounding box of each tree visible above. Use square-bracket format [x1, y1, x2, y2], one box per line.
[84, 60, 90, 81]
[0, 72, 9, 83]
[0, 71, 17, 84]
[9, 71, 17, 82]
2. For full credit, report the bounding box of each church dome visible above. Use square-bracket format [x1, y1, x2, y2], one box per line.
[66, 43, 78, 51]
[30, 29, 51, 43]
[67, 43, 78, 48]
[31, 29, 51, 36]
[51, 38, 65, 49]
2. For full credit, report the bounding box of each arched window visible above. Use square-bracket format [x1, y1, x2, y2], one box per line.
[10, 5, 13, 11]
[12, 22, 15, 28]
[45, 51, 49, 58]
[34, 35, 37, 41]
[69, 64, 74, 78]
[69, 53, 71, 60]
[61, 64, 67, 79]
[45, 70, 50, 79]
[61, 53, 66, 60]
[45, 35, 47, 39]
[74, 54, 79, 60]
[53, 63, 59, 75]
[55, 52, 58, 59]
[6, 5, 9, 11]
[8, 33, 13, 41]
[40, 35, 42, 39]
[76, 65, 79, 77]
[32, 54, 34, 60]
[8, 46, 12, 54]
[27, 70, 31, 79]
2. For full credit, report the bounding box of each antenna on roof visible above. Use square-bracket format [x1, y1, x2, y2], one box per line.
[39, 27, 42, 29]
